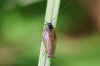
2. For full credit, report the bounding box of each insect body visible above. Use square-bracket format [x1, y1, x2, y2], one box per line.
[43, 23, 56, 58]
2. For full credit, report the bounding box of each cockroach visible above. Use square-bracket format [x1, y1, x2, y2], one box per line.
[43, 23, 56, 58]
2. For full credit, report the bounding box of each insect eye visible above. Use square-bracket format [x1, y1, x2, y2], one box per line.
[47, 23, 53, 29]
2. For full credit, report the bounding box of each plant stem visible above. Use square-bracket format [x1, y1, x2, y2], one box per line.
[38, 0, 60, 66]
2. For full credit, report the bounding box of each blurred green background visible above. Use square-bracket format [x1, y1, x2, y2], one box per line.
[0, 0, 100, 66]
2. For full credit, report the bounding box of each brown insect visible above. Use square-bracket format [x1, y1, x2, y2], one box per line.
[43, 23, 56, 58]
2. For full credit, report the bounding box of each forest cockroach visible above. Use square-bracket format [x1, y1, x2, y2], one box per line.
[43, 23, 56, 58]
